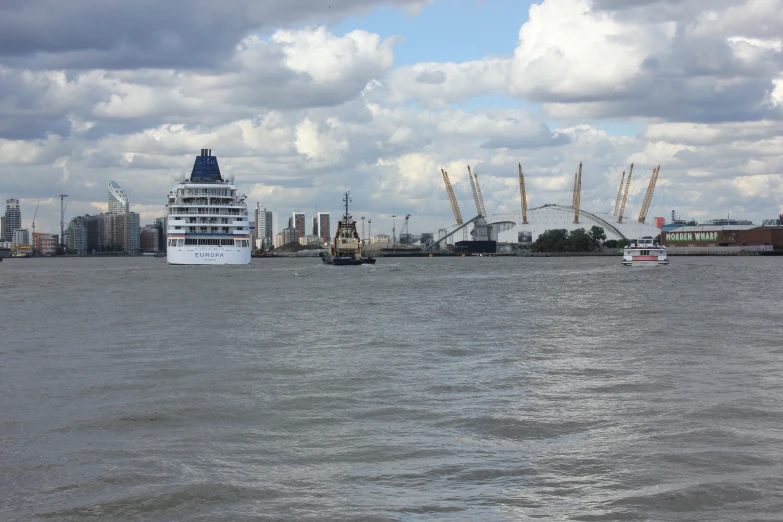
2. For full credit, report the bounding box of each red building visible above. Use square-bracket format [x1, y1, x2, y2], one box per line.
[33, 233, 58, 253]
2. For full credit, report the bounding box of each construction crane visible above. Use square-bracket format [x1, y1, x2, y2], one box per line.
[400, 214, 411, 239]
[617, 163, 634, 223]
[638, 165, 661, 223]
[440, 169, 463, 225]
[31, 200, 40, 236]
[466, 165, 483, 217]
[473, 170, 487, 217]
[613, 170, 626, 216]
[573, 162, 582, 224]
[518, 163, 528, 224]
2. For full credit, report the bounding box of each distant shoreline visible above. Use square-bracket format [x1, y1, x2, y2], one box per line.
[5, 249, 781, 260]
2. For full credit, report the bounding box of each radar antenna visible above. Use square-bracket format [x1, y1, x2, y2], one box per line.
[343, 191, 352, 221]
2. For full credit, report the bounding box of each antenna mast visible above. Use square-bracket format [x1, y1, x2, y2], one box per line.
[573, 162, 582, 224]
[59, 194, 68, 249]
[343, 191, 351, 221]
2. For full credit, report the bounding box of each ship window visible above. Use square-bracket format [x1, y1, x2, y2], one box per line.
[177, 239, 184, 247]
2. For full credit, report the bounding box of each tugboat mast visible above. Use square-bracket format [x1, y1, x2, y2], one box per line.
[343, 191, 352, 221]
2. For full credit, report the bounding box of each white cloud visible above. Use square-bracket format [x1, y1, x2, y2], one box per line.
[272, 27, 395, 85]
[385, 58, 509, 108]
[509, 0, 673, 101]
[294, 118, 349, 166]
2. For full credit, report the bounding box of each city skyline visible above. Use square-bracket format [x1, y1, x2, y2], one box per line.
[1, 0, 782, 237]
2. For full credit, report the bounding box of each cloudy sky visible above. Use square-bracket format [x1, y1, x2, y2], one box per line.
[1, 0, 782, 236]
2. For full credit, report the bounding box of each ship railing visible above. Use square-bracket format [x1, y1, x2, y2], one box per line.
[170, 210, 247, 216]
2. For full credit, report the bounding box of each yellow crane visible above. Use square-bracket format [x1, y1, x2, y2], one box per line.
[518, 163, 528, 224]
[617, 163, 634, 223]
[573, 162, 582, 224]
[638, 165, 661, 223]
[440, 169, 463, 225]
[466, 165, 484, 217]
[571, 172, 578, 209]
[613, 171, 626, 216]
[474, 170, 487, 217]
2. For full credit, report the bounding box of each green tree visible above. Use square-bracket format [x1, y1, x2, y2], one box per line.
[568, 228, 592, 252]
[532, 229, 570, 252]
[589, 226, 606, 249]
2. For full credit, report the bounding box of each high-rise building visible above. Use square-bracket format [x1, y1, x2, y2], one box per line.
[283, 226, 297, 245]
[317, 212, 331, 244]
[0, 216, 5, 241]
[256, 207, 275, 249]
[312, 216, 318, 236]
[12, 228, 31, 247]
[106, 181, 139, 254]
[63, 212, 139, 254]
[108, 181, 130, 214]
[155, 217, 167, 253]
[65, 216, 89, 254]
[292, 211, 305, 241]
[125, 212, 140, 254]
[140, 225, 159, 252]
[4, 198, 21, 242]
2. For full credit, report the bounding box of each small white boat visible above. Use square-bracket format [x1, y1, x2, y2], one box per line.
[622, 236, 668, 266]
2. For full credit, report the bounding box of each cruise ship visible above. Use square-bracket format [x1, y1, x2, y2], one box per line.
[166, 149, 251, 265]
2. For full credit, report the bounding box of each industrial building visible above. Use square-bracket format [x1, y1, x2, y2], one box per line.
[662, 225, 783, 252]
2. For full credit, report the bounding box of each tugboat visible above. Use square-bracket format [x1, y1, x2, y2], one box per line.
[622, 236, 668, 266]
[322, 192, 376, 266]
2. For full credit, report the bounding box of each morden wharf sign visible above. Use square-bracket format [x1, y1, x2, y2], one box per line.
[666, 231, 719, 242]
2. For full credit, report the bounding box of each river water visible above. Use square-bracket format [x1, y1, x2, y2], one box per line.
[2, 256, 782, 521]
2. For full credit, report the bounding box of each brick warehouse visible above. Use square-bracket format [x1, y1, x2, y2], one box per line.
[662, 226, 783, 250]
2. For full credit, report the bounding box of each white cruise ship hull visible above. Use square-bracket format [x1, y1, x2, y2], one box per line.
[167, 245, 250, 265]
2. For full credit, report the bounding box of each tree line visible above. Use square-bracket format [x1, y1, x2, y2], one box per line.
[531, 227, 662, 252]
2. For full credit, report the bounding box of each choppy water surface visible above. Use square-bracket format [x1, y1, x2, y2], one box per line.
[2, 256, 783, 521]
